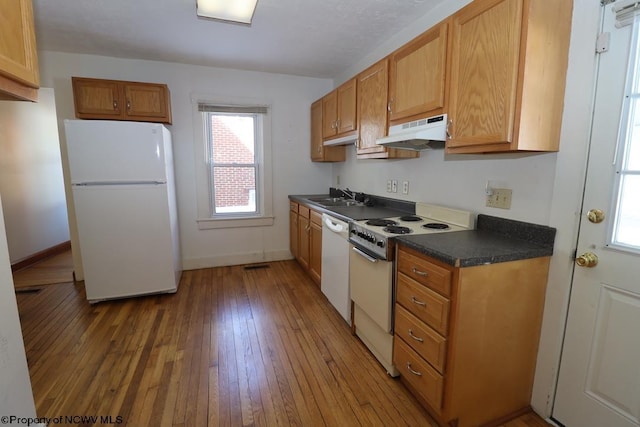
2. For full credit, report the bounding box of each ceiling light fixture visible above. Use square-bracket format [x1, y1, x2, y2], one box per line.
[196, 0, 258, 25]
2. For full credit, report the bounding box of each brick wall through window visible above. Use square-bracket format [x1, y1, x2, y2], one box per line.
[210, 115, 256, 211]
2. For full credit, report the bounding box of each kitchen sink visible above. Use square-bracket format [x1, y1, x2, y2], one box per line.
[307, 197, 364, 207]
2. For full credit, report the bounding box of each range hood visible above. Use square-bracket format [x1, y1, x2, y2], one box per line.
[376, 114, 448, 151]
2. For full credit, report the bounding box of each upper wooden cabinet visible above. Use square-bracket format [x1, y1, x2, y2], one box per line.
[446, 0, 572, 153]
[388, 22, 448, 124]
[311, 98, 345, 162]
[72, 77, 173, 124]
[322, 78, 357, 140]
[0, 0, 40, 101]
[356, 58, 418, 160]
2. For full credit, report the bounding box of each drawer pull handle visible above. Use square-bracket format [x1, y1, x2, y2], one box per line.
[411, 296, 427, 307]
[406, 362, 422, 376]
[408, 329, 424, 342]
[412, 267, 428, 277]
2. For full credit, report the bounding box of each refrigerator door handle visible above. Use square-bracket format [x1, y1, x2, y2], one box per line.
[73, 181, 167, 186]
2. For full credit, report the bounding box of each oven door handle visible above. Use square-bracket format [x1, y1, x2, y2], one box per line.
[352, 246, 379, 263]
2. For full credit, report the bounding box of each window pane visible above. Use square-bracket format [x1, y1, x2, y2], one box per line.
[210, 115, 255, 164]
[212, 166, 256, 214]
[627, 98, 640, 170]
[613, 174, 640, 248]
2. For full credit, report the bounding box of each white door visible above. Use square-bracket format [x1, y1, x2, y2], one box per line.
[553, 2, 640, 426]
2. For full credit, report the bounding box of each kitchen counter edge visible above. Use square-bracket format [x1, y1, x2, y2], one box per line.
[396, 215, 557, 268]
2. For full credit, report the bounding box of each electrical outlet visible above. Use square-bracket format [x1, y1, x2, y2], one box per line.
[402, 181, 409, 195]
[387, 180, 392, 192]
[391, 180, 398, 193]
[486, 188, 512, 209]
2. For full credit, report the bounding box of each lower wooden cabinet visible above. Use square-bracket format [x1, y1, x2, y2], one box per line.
[289, 200, 322, 286]
[297, 205, 310, 271]
[393, 245, 550, 427]
[289, 202, 299, 259]
[308, 211, 322, 285]
[72, 77, 172, 124]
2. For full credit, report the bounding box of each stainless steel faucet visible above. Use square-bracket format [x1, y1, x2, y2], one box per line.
[341, 188, 357, 200]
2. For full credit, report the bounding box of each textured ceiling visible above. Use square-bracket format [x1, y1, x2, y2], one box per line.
[32, 0, 446, 79]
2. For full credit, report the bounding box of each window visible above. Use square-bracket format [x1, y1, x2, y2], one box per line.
[611, 13, 640, 251]
[193, 99, 273, 229]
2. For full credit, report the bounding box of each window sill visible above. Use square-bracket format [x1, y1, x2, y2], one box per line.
[197, 216, 275, 230]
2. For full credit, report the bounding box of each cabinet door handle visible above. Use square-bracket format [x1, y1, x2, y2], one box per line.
[387, 98, 393, 113]
[411, 296, 427, 307]
[446, 119, 453, 139]
[412, 267, 428, 277]
[406, 362, 422, 376]
[113, 100, 118, 109]
[408, 329, 424, 343]
[126, 100, 131, 111]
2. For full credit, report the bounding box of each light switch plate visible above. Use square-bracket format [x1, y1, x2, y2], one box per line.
[486, 188, 512, 209]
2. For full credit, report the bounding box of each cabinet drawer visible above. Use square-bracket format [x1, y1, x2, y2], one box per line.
[393, 337, 444, 410]
[298, 205, 310, 219]
[395, 304, 446, 373]
[397, 248, 452, 297]
[396, 272, 450, 336]
[289, 201, 298, 213]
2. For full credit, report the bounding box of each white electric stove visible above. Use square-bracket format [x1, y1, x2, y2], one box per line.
[349, 203, 475, 260]
[349, 202, 474, 376]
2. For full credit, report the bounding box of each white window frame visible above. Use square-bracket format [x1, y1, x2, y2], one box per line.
[192, 94, 274, 229]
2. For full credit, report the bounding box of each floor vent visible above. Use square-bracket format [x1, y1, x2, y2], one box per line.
[15, 288, 42, 294]
[243, 264, 271, 270]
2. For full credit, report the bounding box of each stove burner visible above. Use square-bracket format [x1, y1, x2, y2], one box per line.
[366, 219, 398, 227]
[423, 222, 450, 230]
[384, 226, 412, 234]
[399, 215, 423, 222]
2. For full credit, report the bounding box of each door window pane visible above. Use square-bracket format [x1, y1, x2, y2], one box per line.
[613, 175, 640, 247]
[612, 24, 640, 250]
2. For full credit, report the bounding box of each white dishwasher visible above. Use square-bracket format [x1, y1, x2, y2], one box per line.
[321, 213, 351, 325]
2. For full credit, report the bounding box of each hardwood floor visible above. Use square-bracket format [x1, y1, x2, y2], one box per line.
[12, 250, 74, 289]
[16, 260, 550, 426]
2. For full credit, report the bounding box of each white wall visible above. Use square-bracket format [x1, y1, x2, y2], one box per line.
[37, 52, 333, 272]
[0, 88, 69, 263]
[0, 196, 37, 423]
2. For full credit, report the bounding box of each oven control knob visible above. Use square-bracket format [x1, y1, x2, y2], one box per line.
[377, 240, 385, 248]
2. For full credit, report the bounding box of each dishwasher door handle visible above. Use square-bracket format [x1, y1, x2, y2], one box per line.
[352, 246, 379, 263]
[323, 217, 345, 233]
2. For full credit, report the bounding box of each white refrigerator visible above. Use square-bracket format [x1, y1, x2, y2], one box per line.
[65, 120, 182, 303]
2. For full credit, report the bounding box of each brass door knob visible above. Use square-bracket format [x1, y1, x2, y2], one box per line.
[576, 252, 598, 267]
[587, 209, 605, 223]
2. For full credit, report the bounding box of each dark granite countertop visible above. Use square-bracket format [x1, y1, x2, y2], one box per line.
[289, 194, 413, 222]
[396, 214, 556, 267]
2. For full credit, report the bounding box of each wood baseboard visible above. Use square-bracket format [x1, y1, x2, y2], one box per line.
[11, 241, 71, 272]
